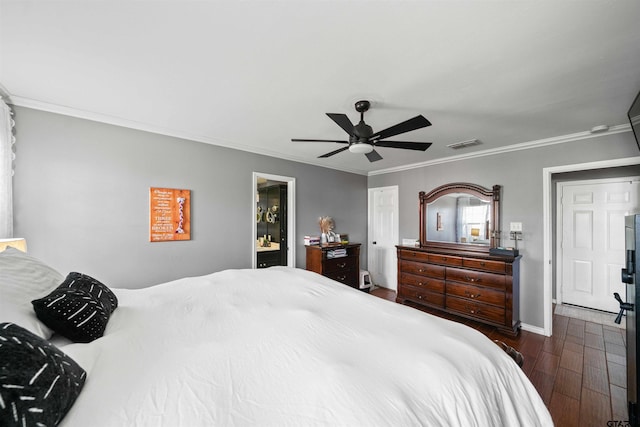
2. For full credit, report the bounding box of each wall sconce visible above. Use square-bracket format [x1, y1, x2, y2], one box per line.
[0, 238, 27, 252]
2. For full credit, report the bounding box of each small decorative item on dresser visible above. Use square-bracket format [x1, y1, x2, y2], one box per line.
[319, 216, 335, 245]
[304, 235, 320, 246]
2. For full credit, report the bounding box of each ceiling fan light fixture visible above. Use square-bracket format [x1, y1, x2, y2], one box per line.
[349, 143, 374, 154]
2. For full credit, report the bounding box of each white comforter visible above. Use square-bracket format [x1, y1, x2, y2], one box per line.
[58, 267, 552, 426]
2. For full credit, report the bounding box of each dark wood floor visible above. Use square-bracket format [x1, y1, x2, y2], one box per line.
[370, 287, 628, 427]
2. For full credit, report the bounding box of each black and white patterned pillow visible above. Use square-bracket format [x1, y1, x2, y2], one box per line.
[58, 272, 118, 314]
[32, 273, 118, 343]
[0, 322, 86, 426]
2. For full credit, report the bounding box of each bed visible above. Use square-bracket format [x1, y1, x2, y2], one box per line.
[0, 247, 553, 426]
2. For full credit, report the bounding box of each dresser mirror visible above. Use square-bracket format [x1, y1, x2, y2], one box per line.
[419, 183, 501, 253]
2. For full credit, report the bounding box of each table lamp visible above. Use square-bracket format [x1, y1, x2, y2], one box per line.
[0, 238, 27, 252]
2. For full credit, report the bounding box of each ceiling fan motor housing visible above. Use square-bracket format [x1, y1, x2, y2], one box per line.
[353, 122, 373, 140]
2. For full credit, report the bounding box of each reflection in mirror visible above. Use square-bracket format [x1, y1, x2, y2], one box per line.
[427, 193, 491, 245]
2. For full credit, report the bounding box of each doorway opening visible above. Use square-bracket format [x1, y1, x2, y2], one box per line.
[556, 177, 639, 314]
[543, 156, 640, 336]
[252, 172, 296, 269]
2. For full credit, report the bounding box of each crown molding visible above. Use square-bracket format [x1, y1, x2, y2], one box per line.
[9, 95, 631, 178]
[8, 96, 369, 176]
[368, 124, 632, 176]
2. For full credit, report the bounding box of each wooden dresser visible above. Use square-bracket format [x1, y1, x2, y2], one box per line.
[306, 243, 361, 289]
[396, 246, 521, 335]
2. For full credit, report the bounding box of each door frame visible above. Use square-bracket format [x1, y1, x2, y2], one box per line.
[543, 156, 640, 336]
[252, 172, 296, 268]
[555, 176, 640, 309]
[367, 185, 399, 290]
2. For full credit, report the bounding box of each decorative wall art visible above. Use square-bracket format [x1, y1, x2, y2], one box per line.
[149, 188, 191, 242]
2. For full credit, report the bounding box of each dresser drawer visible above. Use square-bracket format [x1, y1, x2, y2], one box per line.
[446, 267, 506, 290]
[400, 272, 445, 293]
[446, 295, 505, 324]
[428, 253, 463, 267]
[324, 268, 358, 287]
[399, 260, 445, 279]
[462, 258, 506, 273]
[398, 249, 429, 262]
[323, 256, 356, 273]
[398, 284, 445, 308]
[446, 282, 505, 307]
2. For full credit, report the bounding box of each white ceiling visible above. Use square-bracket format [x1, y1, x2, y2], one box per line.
[2, 1, 640, 175]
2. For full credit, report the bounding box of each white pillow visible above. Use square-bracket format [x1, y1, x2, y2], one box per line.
[0, 247, 64, 338]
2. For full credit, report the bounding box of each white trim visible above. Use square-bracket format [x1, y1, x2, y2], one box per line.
[370, 124, 632, 176]
[9, 95, 634, 178]
[252, 172, 296, 269]
[10, 96, 367, 176]
[542, 156, 640, 337]
[521, 322, 546, 336]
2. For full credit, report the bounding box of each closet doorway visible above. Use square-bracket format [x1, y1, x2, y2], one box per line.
[252, 172, 296, 269]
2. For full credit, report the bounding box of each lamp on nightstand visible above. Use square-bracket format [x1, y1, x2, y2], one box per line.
[0, 238, 27, 252]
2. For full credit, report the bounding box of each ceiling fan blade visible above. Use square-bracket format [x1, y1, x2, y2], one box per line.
[374, 140, 432, 151]
[319, 146, 350, 158]
[365, 149, 383, 162]
[292, 138, 349, 144]
[369, 115, 431, 141]
[326, 113, 354, 135]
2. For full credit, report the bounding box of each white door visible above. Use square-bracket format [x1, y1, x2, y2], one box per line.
[368, 186, 399, 290]
[558, 178, 640, 312]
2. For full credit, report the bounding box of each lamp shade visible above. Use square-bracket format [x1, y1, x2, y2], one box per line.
[470, 228, 480, 237]
[0, 238, 27, 252]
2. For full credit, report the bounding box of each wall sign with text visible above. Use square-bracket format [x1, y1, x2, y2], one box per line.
[149, 187, 191, 242]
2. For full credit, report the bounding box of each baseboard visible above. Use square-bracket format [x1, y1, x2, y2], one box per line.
[521, 322, 548, 337]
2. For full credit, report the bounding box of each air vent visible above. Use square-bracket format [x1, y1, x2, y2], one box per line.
[447, 139, 482, 149]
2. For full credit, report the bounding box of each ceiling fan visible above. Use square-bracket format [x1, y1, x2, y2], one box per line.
[292, 100, 432, 162]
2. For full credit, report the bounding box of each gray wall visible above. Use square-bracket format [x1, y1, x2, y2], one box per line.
[368, 131, 640, 329]
[12, 106, 367, 289]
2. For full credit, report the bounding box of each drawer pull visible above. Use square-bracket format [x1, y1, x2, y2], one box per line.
[337, 275, 346, 281]
[418, 268, 425, 273]
[337, 262, 347, 268]
[479, 262, 486, 267]
[465, 291, 481, 299]
[468, 308, 481, 315]
[465, 276, 481, 283]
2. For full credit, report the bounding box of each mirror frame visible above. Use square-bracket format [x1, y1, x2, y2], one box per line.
[419, 182, 501, 254]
